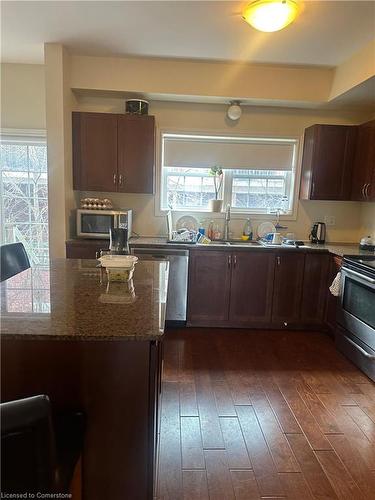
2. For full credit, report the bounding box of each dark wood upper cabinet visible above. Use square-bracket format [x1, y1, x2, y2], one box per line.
[229, 251, 275, 326]
[73, 112, 118, 192]
[272, 252, 305, 326]
[300, 253, 330, 325]
[351, 120, 375, 202]
[118, 115, 155, 194]
[300, 124, 357, 200]
[187, 250, 231, 325]
[72, 112, 155, 194]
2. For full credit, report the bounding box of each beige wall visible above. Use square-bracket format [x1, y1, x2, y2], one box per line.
[1, 63, 46, 129]
[73, 95, 369, 242]
[360, 203, 375, 240]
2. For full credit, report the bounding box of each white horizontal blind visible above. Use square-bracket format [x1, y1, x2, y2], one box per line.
[163, 134, 296, 171]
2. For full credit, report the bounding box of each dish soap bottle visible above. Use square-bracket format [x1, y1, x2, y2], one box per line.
[243, 218, 253, 240]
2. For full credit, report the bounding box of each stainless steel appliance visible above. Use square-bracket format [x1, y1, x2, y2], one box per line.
[337, 255, 375, 381]
[131, 247, 189, 325]
[109, 228, 130, 255]
[77, 209, 132, 239]
[309, 222, 326, 244]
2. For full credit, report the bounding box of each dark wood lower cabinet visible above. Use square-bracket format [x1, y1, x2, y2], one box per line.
[271, 252, 305, 326]
[324, 255, 343, 334]
[1, 339, 162, 500]
[187, 250, 231, 325]
[66, 239, 109, 259]
[301, 253, 330, 325]
[188, 249, 331, 330]
[229, 251, 275, 326]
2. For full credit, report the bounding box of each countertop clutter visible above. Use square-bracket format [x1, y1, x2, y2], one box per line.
[0, 258, 169, 341]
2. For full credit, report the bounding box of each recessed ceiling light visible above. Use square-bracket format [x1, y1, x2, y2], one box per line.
[242, 0, 300, 32]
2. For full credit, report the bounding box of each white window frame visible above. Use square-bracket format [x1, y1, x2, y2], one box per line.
[0, 128, 49, 266]
[155, 128, 301, 220]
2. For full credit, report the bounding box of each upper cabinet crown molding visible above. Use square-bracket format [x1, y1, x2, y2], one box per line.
[72, 111, 155, 194]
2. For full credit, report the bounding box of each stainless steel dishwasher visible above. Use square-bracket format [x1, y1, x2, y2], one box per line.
[131, 247, 189, 326]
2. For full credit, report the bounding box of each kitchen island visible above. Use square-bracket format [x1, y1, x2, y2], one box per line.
[1, 258, 169, 500]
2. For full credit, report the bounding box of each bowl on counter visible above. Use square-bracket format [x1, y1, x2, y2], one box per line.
[98, 255, 138, 282]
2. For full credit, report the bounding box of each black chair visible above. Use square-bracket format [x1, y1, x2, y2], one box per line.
[1, 395, 85, 495]
[0, 242, 31, 282]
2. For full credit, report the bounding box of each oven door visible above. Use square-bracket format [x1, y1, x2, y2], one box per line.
[77, 211, 115, 239]
[338, 267, 375, 350]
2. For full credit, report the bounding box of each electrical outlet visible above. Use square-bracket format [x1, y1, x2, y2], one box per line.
[324, 215, 336, 226]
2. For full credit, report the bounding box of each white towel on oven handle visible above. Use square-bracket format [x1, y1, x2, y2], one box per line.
[329, 271, 342, 297]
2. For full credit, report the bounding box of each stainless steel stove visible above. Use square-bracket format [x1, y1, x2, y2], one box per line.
[337, 255, 375, 381]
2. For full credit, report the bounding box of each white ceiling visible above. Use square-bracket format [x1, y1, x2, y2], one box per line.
[1, 1, 375, 66]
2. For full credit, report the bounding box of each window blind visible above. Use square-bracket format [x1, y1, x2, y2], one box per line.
[163, 134, 296, 171]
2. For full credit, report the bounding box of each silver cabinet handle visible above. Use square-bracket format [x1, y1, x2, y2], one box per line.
[113, 173, 117, 185]
[228, 255, 231, 268]
[344, 267, 375, 284]
[365, 183, 370, 198]
[233, 255, 237, 268]
[361, 184, 365, 198]
[119, 174, 124, 185]
[277, 256, 281, 266]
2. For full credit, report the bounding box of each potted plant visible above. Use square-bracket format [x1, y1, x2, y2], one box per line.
[208, 166, 223, 212]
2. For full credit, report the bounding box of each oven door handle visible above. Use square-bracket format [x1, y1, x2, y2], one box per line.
[344, 268, 375, 284]
[344, 336, 375, 360]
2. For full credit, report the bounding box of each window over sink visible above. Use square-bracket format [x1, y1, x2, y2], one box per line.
[160, 132, 298, 214]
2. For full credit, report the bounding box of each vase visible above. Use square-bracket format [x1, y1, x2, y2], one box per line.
[208, 199, 223, 212]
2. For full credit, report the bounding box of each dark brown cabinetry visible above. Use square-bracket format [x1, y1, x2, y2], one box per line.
[272, 252, 305, 326]
[66, 239, 108, 259]
[351, 120, 375, 202]
[187, 251, 231, 325]
[188, 249, 331, 329]
[118, 115, 155, 193]
[73, 112, 118, 192]
[73, 112, 155, 194]
[229, 252, 275, 326]
[188, 250, 277, 328]
[301, 253, 330, 325]
[300, 124, 357, 200]
[324, 255, 343, 334]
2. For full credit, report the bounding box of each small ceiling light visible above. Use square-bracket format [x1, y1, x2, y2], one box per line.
[242, 0, 300, 32]
[227, 101, 242, 121]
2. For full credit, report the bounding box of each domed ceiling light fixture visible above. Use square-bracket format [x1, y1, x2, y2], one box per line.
[242, 0, 300, 32]
[227, 101, 242, 121]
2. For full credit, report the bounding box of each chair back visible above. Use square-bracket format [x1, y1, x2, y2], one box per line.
[1, 395, 58, 493]
[0, 242, 31, 282]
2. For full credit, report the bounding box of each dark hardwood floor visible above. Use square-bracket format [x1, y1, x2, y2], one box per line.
[157, 328, 375, 500]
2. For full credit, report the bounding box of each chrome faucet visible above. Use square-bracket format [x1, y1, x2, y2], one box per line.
[223, 204, 231, 241]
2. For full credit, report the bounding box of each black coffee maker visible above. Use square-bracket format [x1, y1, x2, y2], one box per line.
[109, 228, 130, 255]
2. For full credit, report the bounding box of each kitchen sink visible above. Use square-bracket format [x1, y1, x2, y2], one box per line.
[227, 241, 261, 246]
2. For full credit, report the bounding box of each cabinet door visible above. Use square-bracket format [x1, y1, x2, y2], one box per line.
[229, 251, 275, 326]
[272, 253, 305, 326]
[300, 125, 356, 200]
[117, 115, 155, 194]
[324, 255, 342, 333]
[187, 251, 231, 325]
[352, 120, 375, 201]
[300, 253, 330, 325]
[73, 112, 118, 192]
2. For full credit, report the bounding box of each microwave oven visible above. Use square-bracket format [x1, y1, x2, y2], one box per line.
[76, 209, 132, 239]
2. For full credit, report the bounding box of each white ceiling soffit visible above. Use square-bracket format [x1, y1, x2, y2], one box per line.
[2, 0, 375, 66]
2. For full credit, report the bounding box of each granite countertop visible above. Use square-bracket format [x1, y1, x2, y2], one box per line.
[128, 237, 373, 257]
[0, 258, 169, 341]
[66, 237, 375, 257]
